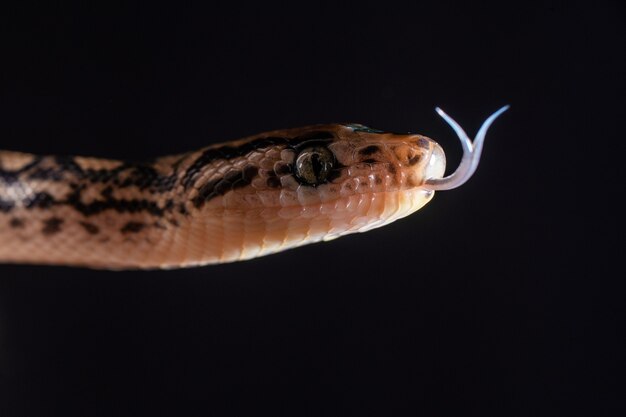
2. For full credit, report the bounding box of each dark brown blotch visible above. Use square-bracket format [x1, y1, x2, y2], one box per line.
[415, 138, 430, 149]
[0, 198, 14, 213]
[79, 221, 100, 235]
[42, 217, 64, 235]
[359, 145, 380, 157]
[266, 177, 281, 188]
[9, 217, 24, 228]
[101, 186, 114, 198]
[153, 221, 167, 230]
[223, 170, 242, 183]
[26, 192, 56, 209]
[243, 165, 259, 181]
[193, 178, 221, 208]
[121, 221, 145, 234]
[274, 164, 292, 175]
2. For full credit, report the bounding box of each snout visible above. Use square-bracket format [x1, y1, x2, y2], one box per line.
[423, 142, 446, 182]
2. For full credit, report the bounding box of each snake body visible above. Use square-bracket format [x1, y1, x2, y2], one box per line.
[0, 107, 507, 269]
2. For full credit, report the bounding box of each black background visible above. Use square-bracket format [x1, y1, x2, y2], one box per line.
[0, 1, 623, 416]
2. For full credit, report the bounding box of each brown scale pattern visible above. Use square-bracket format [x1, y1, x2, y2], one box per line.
[0, 124, 444, 269]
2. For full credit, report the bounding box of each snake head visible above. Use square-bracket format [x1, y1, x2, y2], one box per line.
[183, 106, 507, 263]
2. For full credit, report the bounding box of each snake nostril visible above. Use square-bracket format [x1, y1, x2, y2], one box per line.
[407, 153, 421, 166]
[393, 145, 423, 166]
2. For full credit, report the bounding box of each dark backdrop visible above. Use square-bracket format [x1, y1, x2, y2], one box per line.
[0, 2, 623, 416]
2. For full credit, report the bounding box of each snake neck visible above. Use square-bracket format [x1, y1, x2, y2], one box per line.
[1, 149, 191, 222]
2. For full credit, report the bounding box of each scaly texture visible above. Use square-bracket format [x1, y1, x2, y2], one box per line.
[0, 124, 445, 269]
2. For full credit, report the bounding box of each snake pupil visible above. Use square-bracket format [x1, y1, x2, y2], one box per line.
[295, 146, 334, 186]
[311, 154, 322, 178]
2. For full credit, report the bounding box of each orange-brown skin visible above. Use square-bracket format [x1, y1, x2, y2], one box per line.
[0, 124, 446, 269]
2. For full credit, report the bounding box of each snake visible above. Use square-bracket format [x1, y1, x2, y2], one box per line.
[0, 106, 508, 269]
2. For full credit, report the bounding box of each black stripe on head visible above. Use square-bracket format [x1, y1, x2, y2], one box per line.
[192, 166, 259, 208]
[182, 131, 336, 189]
[182, 136, 288, 189]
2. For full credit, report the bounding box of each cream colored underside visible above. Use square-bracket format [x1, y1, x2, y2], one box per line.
[0, 188, 433, 269]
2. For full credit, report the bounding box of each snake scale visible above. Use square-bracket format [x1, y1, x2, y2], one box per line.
[0, 106, 508, 269]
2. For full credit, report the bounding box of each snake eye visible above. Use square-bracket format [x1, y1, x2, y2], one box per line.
[295, 146, 334, 185]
